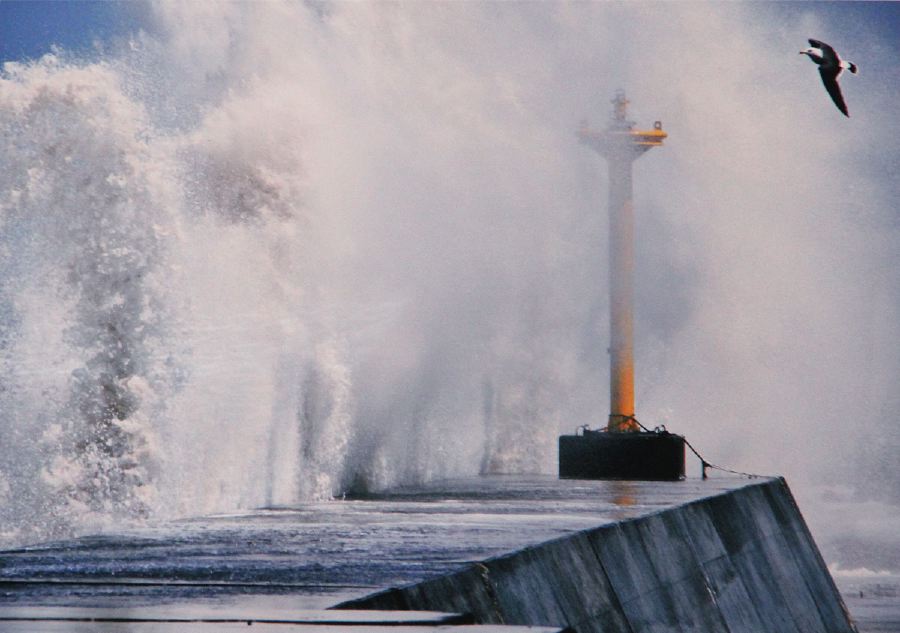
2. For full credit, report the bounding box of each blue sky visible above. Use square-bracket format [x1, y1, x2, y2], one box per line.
[1, 1, 899, 66]
[0, 1, 144, 63]
[770, 1, 900, 34]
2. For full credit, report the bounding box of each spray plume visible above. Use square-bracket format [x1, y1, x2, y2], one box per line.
[0, 2, 897, 551]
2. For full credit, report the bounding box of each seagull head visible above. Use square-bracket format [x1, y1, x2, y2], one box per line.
[799, 47, 822, 58]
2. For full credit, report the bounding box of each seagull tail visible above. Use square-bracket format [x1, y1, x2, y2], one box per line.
[846, 61, 858, 74]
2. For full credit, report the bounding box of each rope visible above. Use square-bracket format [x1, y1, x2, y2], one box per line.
[681, 435, 769, 480]
[583, 415, 770, 480]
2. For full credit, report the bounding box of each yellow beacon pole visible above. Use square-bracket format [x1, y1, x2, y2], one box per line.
[560, 93, 683, 481]
[578, 92, 666, 433]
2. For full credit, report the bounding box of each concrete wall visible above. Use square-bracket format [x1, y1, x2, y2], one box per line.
[336, 478, 856, 633]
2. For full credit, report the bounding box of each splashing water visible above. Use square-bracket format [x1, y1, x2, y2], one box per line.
[0, 2, 898, 552]
[0, 57, 175, 536]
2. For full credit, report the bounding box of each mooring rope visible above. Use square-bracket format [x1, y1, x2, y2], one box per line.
[610, 415, 771, 480]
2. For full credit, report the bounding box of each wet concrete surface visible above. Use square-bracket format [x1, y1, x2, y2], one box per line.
[0, 476, 746, 612]
[0, 475, 861, 633]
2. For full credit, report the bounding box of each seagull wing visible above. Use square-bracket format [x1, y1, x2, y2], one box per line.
[809, 39, 839, 64]
[819, 67, 849, 116]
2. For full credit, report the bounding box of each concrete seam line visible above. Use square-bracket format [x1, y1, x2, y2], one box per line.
[475, 562, 504, 625]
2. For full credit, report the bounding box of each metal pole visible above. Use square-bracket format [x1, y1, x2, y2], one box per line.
[560, 102, 682, 482]
[577, 92, 665, 434]
[607, 157, 638, 432]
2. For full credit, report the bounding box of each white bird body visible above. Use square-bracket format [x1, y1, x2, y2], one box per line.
[800, 39, 857, 117]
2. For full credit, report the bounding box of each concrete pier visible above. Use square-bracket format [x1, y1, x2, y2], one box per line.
[0, 476, 854, 633]
[338, 478, 855, 633]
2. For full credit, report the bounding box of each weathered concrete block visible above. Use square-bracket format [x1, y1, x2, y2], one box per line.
[656, 571, 729, 633]
[701, 555, 767, 633]
[617, 588, 681, 633]
[485, 549, 569, 625]
[529, 534, 622, 627]
[634, 512, 701, 586]
[587, 522, 660, 604]
[729, 539, 804, 633]
[335, 479, 853, 633]
[761, 483, 855, 633]
[679, 500, 728, 564]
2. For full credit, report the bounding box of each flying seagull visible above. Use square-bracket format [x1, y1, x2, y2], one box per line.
[800, 39, 858, 117]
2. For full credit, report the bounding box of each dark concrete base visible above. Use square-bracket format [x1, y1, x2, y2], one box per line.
[558, 430, 685, 480]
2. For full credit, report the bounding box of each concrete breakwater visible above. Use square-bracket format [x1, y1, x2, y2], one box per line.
[0, 477, 854, 632]
[338, 478, 855, 633]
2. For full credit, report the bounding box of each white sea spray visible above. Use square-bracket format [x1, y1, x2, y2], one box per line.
[0, 3, 896, 554]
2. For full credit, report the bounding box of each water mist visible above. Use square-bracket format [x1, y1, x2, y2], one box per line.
[0, 2, 897, 569]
